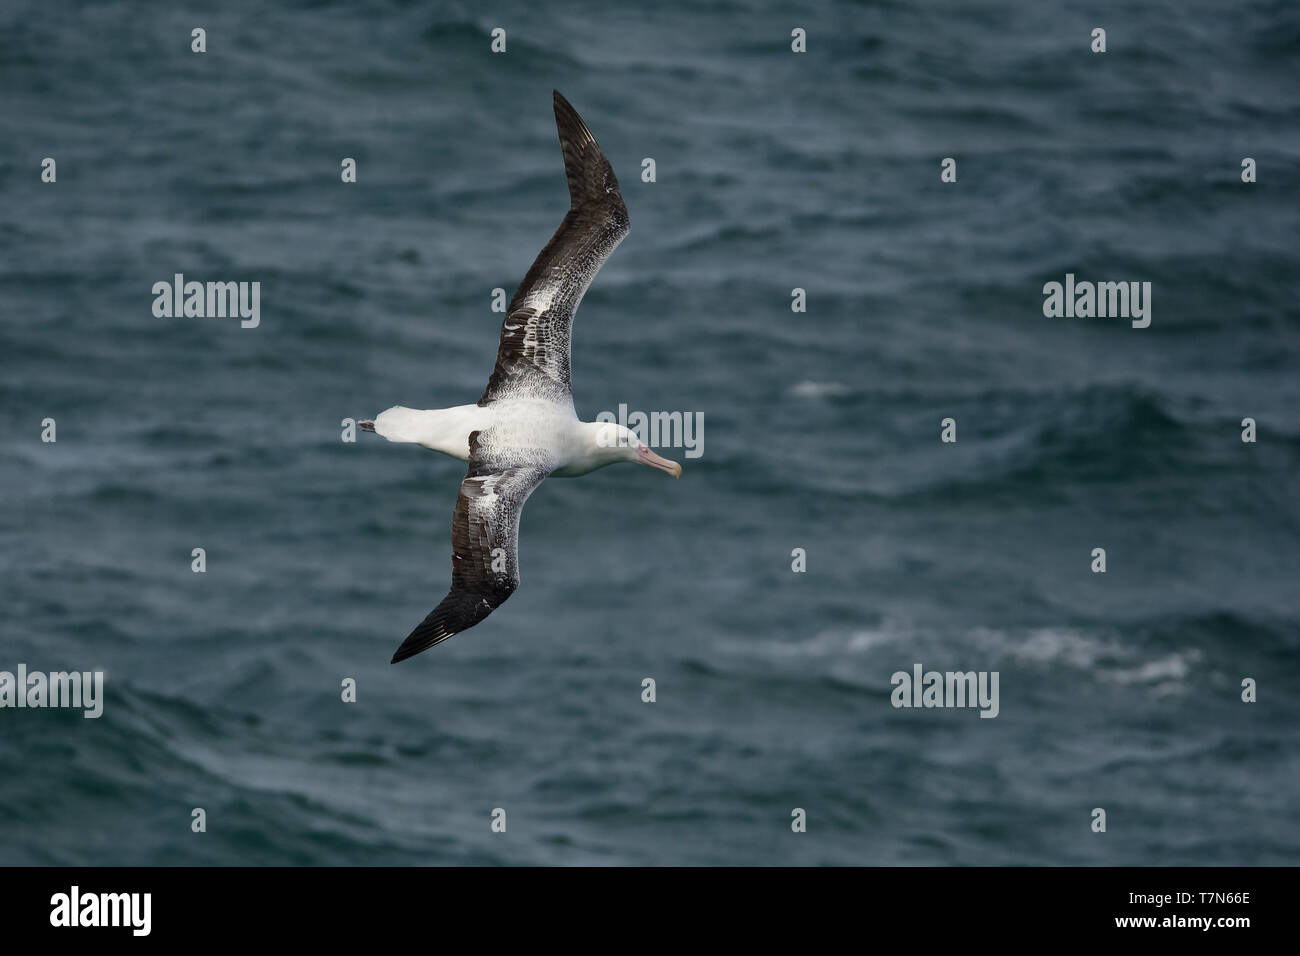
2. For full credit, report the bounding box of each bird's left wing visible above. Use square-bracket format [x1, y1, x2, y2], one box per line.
[391, 451, 549, 663]
[478, 90, 629, 407]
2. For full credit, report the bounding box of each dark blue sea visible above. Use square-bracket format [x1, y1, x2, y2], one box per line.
[1, 0, 1298, 865]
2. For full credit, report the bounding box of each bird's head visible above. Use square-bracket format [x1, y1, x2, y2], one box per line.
[593, 423, 682, 477]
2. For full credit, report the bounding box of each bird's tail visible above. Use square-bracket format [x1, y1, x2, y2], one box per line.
[370, 406, 425, 444]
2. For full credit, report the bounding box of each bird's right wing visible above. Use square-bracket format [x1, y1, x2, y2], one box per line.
[391, 448, 549, 663]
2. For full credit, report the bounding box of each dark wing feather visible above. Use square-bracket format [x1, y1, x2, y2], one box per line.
[478, 90, 629, 406]
[391, 435, 549, 662]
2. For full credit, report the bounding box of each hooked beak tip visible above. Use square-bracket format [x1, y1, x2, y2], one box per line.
[639, 447, 682, 478]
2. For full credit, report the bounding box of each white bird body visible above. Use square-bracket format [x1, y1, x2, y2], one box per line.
[371, 402, 628, 477]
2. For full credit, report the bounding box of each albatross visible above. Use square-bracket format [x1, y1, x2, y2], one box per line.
[359, 91, 681, 663]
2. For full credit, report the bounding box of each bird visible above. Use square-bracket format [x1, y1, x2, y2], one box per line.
[359, 91, 681, 663]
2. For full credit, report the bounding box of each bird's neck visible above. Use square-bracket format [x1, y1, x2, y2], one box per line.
[551, 420, 630, 477]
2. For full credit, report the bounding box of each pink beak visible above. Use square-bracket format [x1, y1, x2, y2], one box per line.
[638, 446, 682, 478]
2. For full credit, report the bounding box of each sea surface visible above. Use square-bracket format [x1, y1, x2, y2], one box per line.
[1, 0, 1298, 865]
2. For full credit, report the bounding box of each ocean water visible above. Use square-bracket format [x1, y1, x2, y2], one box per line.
[1, 0, 1298, 865]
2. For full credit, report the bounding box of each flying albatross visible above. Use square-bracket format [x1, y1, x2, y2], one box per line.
[359, 91, 681, 663]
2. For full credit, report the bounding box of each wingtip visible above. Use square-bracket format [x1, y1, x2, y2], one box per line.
[548, 90, 623, 223]
[390, 644, 424, 665]
[390, 634, 435, 664]
[389, 636, 419, 664]
[390, 621, 459, 663]
[552, 89, 581, 130]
